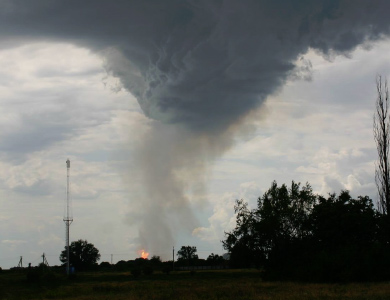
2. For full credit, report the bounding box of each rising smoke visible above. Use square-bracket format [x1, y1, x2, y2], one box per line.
[2, 0, 390, 257]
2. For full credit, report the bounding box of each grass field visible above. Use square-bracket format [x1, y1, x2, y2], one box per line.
[1, 269, 390, 300]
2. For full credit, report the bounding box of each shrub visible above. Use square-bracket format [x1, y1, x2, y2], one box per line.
[162, 266, 171, 274]
[143, 266, 154, 275]
[26, 269, 41, 283]
[115, 260, 128, 272]
[99, 261, 111, 270]
[42, 271, 58, 284]
[131, 268, 141, 278]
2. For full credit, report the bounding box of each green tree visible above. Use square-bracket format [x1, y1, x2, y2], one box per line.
[223, 180, 388, 281]
[177, 246, 198, 267]
[60, 239, 100, 271]
[206, 253, 224, 266]
[308, 191, 381, 281]
[150, 255, 162, 267]
[223, 199, 260, 268]
[99, 261, 111, 270]
[311, 191, 377, 248]
[374, 75, 390, 215]
[223, 181, 316, 269]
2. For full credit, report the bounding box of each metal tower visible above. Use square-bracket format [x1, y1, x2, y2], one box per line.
[63, 159, 73, 275]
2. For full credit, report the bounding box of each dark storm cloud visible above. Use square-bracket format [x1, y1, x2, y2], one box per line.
[2, 0, 390, 258]
[0, 114, 69, 155]
[1, 0, 390, 132]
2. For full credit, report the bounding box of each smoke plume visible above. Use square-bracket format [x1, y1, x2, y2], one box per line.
[2, 0, 390, 257]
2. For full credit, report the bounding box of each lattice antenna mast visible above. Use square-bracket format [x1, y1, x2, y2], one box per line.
[63, 159, 73, 275]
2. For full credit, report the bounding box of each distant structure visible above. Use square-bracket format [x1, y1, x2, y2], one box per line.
[41, 253, 49, 267]
[17, 256, 23, 269]
[63, 159, 73, 275]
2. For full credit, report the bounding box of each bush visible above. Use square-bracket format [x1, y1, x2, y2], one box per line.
[162, 266, 171, 274]
[26, 269, 41, 283]
[131, 268, 141, 278]
[42, 271, 58, 284]
[115, 260, 129, 272]
[143, 266, 154, 275]
[99, 261, 111, 270]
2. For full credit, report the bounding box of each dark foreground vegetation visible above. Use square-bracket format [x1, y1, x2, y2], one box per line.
[1, 269, 390, 300]
[223, 181, 390, 282]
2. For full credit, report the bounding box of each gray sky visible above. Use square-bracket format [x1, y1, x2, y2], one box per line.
[0, 0, 389, 268]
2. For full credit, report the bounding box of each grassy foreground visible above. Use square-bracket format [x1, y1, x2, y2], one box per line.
[1, 269, 390, 300]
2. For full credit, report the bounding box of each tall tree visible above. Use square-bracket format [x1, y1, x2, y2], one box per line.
[222, 198, 262, 268]
[223, 181, 386, 281]
[177, 246, 198, 267]
[374, 75, 390, 215]
[60, 239, 100, 271]
[223, 181, 316, 269]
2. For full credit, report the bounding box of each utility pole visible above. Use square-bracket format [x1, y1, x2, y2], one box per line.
[17, 256, 23, 269]
[172, 246, 174, 271]
[111, 254, 113, 265]
[63, 159, 73, 275]
[42, 253, 49, 267]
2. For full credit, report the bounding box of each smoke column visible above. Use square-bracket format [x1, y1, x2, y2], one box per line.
[2, 0, 390, 257]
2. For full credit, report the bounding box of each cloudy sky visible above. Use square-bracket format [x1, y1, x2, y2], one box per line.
[0, 0, 390, 268]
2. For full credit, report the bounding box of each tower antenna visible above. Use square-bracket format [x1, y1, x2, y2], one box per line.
[63, 159, 73, 275]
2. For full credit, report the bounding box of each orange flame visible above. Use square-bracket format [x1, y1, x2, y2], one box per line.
[140, 250, 149, 259]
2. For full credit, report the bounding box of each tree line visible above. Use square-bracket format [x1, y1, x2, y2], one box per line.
[58, 241, 226, 274]
[223, 181, 390, 282]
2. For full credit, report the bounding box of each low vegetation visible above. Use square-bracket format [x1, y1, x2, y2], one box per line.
[1, 269, 390, 300]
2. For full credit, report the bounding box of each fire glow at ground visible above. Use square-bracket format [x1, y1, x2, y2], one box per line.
[140, 250, 149, 259]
